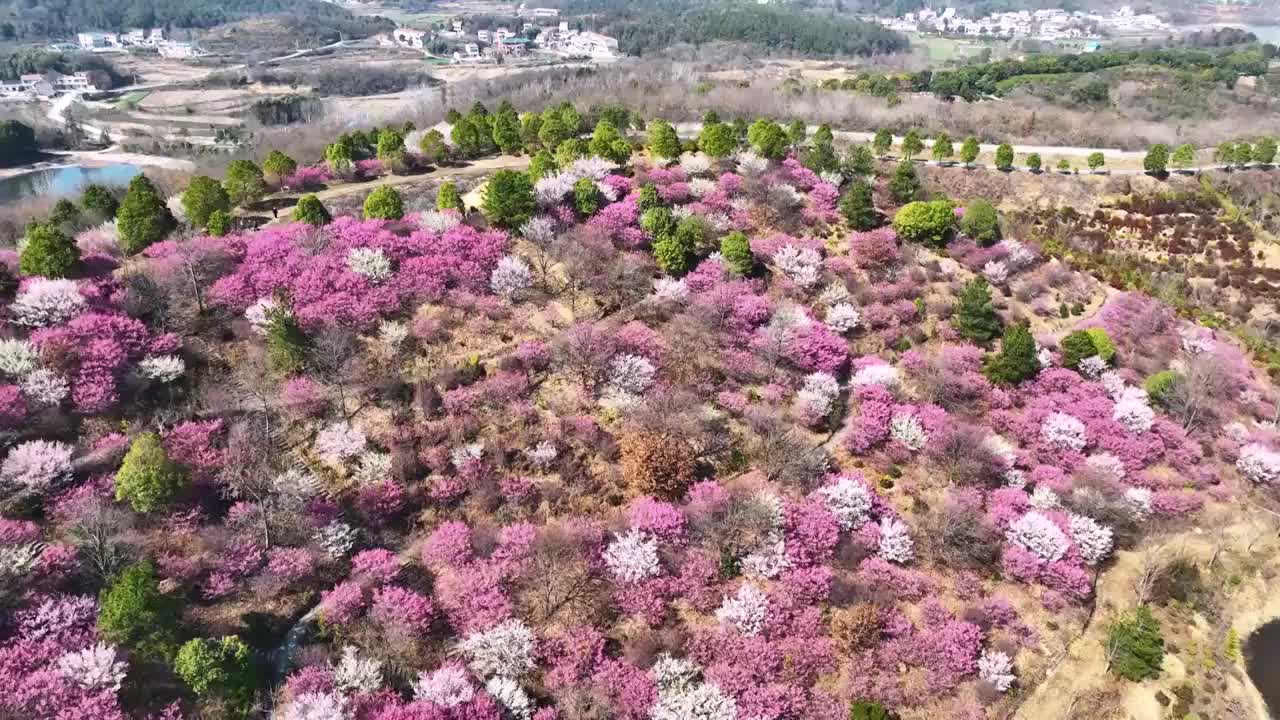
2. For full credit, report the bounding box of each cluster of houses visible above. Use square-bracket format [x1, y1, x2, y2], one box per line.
[74, 29, 207, 59]
[0, 70, 101, 100]
[382, 12, 618, 65]
[873, 5, 1171, 41]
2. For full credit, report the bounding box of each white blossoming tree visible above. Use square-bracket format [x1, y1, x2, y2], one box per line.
[603, 529, 661, 583]
[1006, 511, 1069, 562]
[457, 619, 536, 678]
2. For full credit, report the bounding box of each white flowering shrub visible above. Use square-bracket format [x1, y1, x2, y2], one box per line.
[825, 303, 861, 334]
[1006, 511, 1070, 562]
[525, 441, 557, 468]
[334, 645, 383, 693]
[603, 529, 661, 583]
[1085, 453, 1126, 479]
[282, 691, 348, 720]
[274, 468, 326, 501]
[450, 442, 484, 469]
[0, 543, 44, 579]
[877, 517, 915, 564]
[1124, 487, 1153, 522]
[651, 654, 699, 693]
[818, 283, 851, 306]
[57, 643, 127, 691]
[1037, 346, 1054, 368]
[1028, 485, 1061, 511]
[1238, 443, 1280, 484]
[1112, 390, 1155, 433]
[889, 414, 927, 451]
[378, 320, 409, 350]
[458, 619, 536, 678]
[1040, 412, 1087, 451]
[1180, 330, 1213, 356]
[851, 363, 900, 389]
[21, 369, 70, 407]
[314, 521, 357, 559]
[420, 210, 463, 234]
[652, 277, 689, 304]
[1, 440, 74, 491]
[687, 177, 717, 198]
[1077, 355, 1107, 380]
[767, 183, 804, 208]
[346, 247, 393, 284]
[519, 216, 556, 244]
[486, 677, 533, 720]
[11, 279, 87, 327]
[715, 584, 767, 637]
[794, 372, 840, 423]
[1004, 468, 1028, 489]
[671, 205, 695, 220]
[535, 173, 576, 206]
[817, 479, 871, 531]
[1068, 514, 1114, 565]
[352, 452, 392, 487]
[566, 156, 617, 181]
[490, 256, 533, 301]
[1002, 239, 1036, 271]
[651, 681, 738, 720]
[1100, 371, 1125, 400]
[978, 649, 1016, 692]
[0, 339, 39, 377]
[607, 354, 657, 395]
[244, 297, 279, 334]
[139, 355, 185, 383]
[315, 422, 367, 463]
[982, 260, 1009, 284]
[414, 664, 475, 707]
[740, 536, 790, 579]
[596, 180, 620, 202]
[735, 150, 768, 176]
[984, 435, 1017, 467]
[819, 170, 845, 187]
[678, 153, 713, 176]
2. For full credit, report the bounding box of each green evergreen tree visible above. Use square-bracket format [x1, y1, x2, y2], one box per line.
[49, 198, 81, 228]
[840, 180, 878, 231]
[844, 144, 876, 178]
[375, 128, 407, 171]
[803, 135, 840, 174]
[437, 182, 462, 211]
[174, 636, 257, 719]
[451, 119, 485, 158]
[640, 206, 676, 238]
[1170, 144, 1196, 170]
[1088, 151, 1105, 172]
[637, 184, 662, 213]
[482, 169, 536, 229]
[959, 136, 980, 166]
[261, 150, 297, 183]
[363, 186, 404, 220]
[892, 200, 955, 248]
[520, 112, 543, 149]
[786, 119, 807, 147]
[554, 138, 587, 168]
[960, 199, 999, 246]
[98, 561, 181, 661]
[1106, 605, 1164, 681]
[953, 277, 1001, 343]
[720, 230, 754, 275]
[647, 119, 682, 161]
[1143, 144, 1169, 175]
[116, 174, 177, 255]
[588, 119, 631, 164]
[995, 143, 1014, 171]
[1059, 330, 1102, 371]
[115, 432, 186, 514]
[181, 176, 231, 229]
[653, 217, 701, 275]
[574, 177, 600, 216]
[19, 222, 79, 278]
[206, 209, 231, 237]
[747, 119, 788, 159]
[698, 122, 737, 159]
[1026, 153, 1042, 172]
[1253, 137, 1277, 165]
[888, 161, 922, 204]
[324, 136, 354, 173]
[850, 701, 900, 720]
[419, 129, 449, 165]
[265, 305, 309, 374]
[983, 323, 1040, 385]
[901, 129, 923, 160]
[491, 109, 523, 155]
[224, 160, 267, 207]
[872, 128, 893, 158]
[291, 194, 330, 226]
[528, 150, 557, 181]
[81, 183, 119, 218]
[1234, 141, 1253, 168]
[931, 131, 953, 162]
[537, 114, 569, 150]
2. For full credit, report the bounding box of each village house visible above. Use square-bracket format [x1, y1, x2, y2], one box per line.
[393, 28, 428, 48]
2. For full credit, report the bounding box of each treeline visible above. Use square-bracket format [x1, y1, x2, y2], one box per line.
[918, 45, 1272, 100]
[0, 0, 387, 40]
[555, 0, 907, 57]
[206, 65, 437, 98]
[0, 48, 124, 86]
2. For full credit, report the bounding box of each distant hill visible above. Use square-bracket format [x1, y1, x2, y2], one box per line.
[0, 0, 390, 42]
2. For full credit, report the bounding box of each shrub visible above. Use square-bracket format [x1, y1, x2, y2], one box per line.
[892, 200, 954, 248]
[437, 182, 462, 211]
[363, 186, 404, 221]
[1144, 370, 1178, 404]
[1085, 328, 1115, 362]
[483, 170, 536, 229]
[984, 324, 1040, 385]
[174, 635, 257, 718]
[115, 432, 186, 513]
[953, 277, 1001, 343]
[573, 177, 600, 216]
[620, 431, 696, 499]
[960, 199, 999, 246]
[81, 184, 119, 218]
[98, 561, 181, 660]
[1106, 605, 1164, 681]
[1143, 144, 1169, 175]
[292, 194, 331, 226]
[1060, 330, 1104, 371]
[850, 701, 900, 720]
[206, 210, 232, 236]
[19, 222, 79, 278]
[840, 179, 878, 231]
[888, 161, 921, 203]
[720, 230, 754, 275]
[116, 175, 177, 255]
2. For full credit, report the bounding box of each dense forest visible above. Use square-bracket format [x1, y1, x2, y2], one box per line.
[0, 0, 388, 41]
[548, 0, 907, 57]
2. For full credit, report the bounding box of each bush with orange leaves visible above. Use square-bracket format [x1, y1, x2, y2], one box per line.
[831, 602, 881, 655]
[619, 431, 696, 500]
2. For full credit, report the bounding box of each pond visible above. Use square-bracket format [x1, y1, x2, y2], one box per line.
[1247, 618, 1280, 719]
[0, 163, 141, 205]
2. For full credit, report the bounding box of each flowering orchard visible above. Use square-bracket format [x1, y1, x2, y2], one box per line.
[1, 104, 1277, 720]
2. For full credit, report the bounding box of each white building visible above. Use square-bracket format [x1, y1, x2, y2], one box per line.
[158, 41, 206, 59]
[518, 6, 559, 18]
[0, 71, 100, 99]
[563, 30, 618, 58]
[77, 32, 120, 51]
[477, 29, 491, 42]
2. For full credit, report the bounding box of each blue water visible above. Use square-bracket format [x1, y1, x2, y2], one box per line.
[0, 164, 141, 205]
